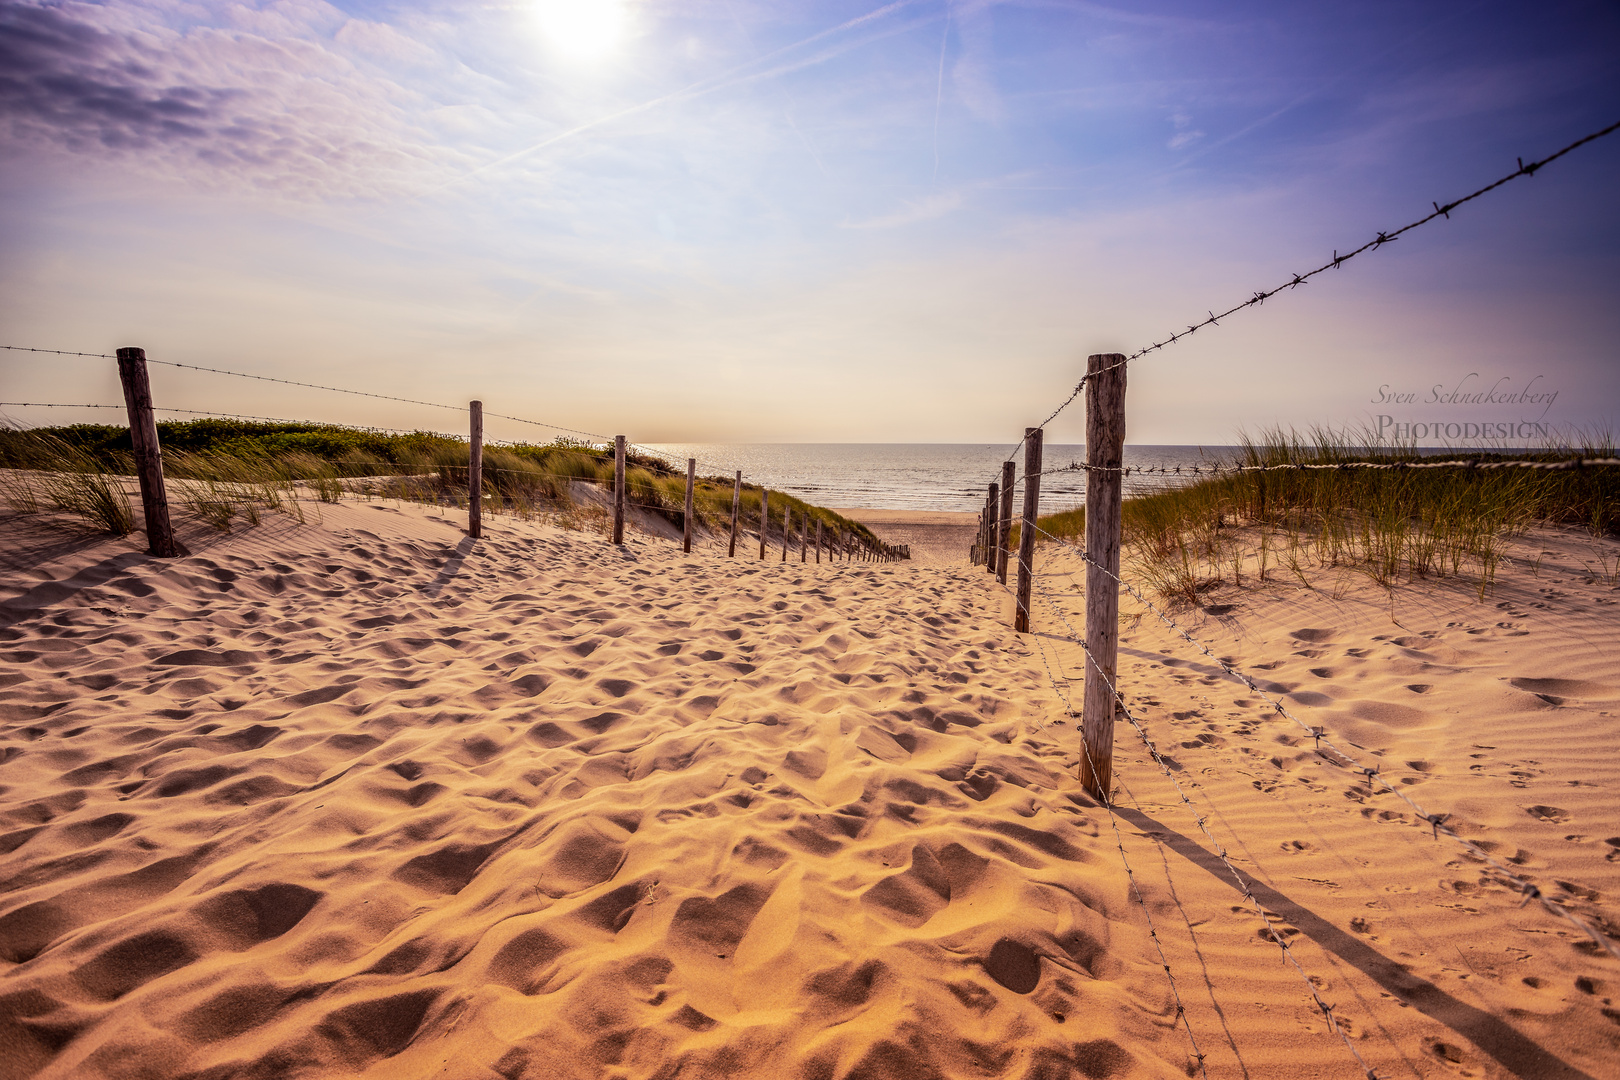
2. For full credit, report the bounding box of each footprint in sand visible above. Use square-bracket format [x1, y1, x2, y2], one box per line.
[1527, 805, 1572, 824]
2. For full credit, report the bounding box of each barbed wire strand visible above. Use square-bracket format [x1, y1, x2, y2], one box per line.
[989, 118, 1620, 482]
[1040, 458, 1620, 477]
[1024, 575, 1385, 1077]
[1010, 604, 1212, 1078]
[0, 402, 469, 436]
[0, 346, 113, 358]
[1, 348, 753, 479]
[1030, 523, 1620, 962]
[1000, 569, 1366, 1076]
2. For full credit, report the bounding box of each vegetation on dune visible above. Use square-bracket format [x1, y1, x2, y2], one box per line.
[0, 421, 881, 547]
[0, 431, 135, 536]
[1033, 427, 1619, 605]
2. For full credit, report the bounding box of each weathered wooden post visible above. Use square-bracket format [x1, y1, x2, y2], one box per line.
[782, 506, 791, 562]
[1080, 353, 1127, 802]
[612, 436, 626, 545]
[728, 472, 742, 557]
[985, 482, 999, 574]
[468, 400, 484, 539]
[758, 489, 769, 559]
[683, 458, 696, 554]
[816, 520, 823, 563]
[115, 347, 184, 558]
[800, 514, 808, 562]
[1014, 427, 1043, 634]
[997, 460, 1016, 584]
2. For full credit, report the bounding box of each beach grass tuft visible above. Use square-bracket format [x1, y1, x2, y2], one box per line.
[1034, 427, 1619, 604]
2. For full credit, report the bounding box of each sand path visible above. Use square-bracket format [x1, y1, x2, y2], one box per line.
[0, 502, 1188, 1080]
[1019, 531, 1620, 1079]
[0, 502, 1615, 1079]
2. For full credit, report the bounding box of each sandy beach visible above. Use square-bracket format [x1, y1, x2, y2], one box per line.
[0, 502, 1616, 1080]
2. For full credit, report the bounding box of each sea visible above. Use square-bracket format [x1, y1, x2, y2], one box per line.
[641, 444, 1241, 513]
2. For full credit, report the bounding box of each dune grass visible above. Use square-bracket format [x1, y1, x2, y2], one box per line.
[1034, 428, 1619, 605]
[0, 421, 882, 550]
[0, 430, 135, 535]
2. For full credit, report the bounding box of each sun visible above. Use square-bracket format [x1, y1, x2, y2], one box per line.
[532, 0, 628, 62]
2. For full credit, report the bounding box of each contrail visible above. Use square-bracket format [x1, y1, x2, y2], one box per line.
[932, 2, 950, 183]
[430, 0, 926, 195]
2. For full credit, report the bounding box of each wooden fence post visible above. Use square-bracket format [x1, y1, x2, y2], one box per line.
[115, 347, 184, 558]
[683, 458, 695, 554]
[468, 401, 483, 539]
[758, 489, 769, 559]
[985, 482, 999, 574]
[816, 520, 823, 563]
[728, 472, 742, 556]
[1080, 353, 1127, 802]
[1013, 427, 1043, 634]
[997, 460, 1015, 585]
[782, 506, 791, 562]
[612, 436, 626, 545]
[800, 514, 808, 562]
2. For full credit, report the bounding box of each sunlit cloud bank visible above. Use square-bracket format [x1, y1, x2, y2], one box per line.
[1, 0, 1616, 444]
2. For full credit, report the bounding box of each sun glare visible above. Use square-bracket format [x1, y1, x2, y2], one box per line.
[532, 0, 627, 62]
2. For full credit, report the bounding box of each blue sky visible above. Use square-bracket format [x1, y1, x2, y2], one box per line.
[1, 0, 1617, 445]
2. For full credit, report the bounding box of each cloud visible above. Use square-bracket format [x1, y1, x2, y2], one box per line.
[840, 189, 964, 229]
[0, 0, 440, 197]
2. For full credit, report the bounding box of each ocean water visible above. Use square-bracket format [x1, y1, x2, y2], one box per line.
[642, 444, 1239, 513]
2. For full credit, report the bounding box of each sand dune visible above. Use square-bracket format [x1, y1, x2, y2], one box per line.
[1025, 530, 1620, 1079]
[0, 500, 1616, 1080]
[0, 502, 1189, 1080]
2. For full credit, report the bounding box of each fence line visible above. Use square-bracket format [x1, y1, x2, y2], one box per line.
[984, 117, 1620, 484]
[0, 345, 739, 479]
[1037, 457, 1620, 478]
[0, 401, 464, 433]
[1001, 569, 1377, 1077]
[2, 349, 905, 564]
[1030, 522, 1620, 962]
[1013, 595, 1211, 1078]
[1024, 574, 1387, 1078]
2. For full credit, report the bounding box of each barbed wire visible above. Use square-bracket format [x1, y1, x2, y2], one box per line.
[998, 568, 1372, 1076]
[0, 345, 114, 358]
[1002, 591, 1211, 1077]
[3, 346, 756, 479]
[1120, 119, 1620, 371]
[1030, 523, 1620, 962]
[1024, 574, 1382, 1077]
[0, 402, 467, 436]
[1037, 457, 1620, 478]
[990, 118, 1620, 478]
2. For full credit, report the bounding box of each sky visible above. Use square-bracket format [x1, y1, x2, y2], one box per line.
[1, 0, 1617, 446]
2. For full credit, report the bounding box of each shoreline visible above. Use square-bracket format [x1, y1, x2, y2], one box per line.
[829, 507, 980, 566]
